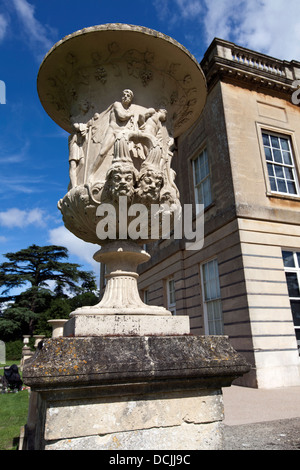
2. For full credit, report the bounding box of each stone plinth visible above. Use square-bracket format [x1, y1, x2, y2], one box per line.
[48, 319, 68, 338]
[22, 335, 250, 450]
[64, 314, 190, 337]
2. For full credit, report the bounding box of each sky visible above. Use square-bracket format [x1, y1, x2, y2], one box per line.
[0, 0, 300, 288]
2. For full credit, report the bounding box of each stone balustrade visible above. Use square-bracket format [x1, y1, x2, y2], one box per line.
[201, 38, 300, 90]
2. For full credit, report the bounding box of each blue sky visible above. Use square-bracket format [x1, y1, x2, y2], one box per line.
[0, 0, 300, 286]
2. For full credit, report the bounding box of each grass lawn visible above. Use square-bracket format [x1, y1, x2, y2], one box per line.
[0, 362, 30, 450]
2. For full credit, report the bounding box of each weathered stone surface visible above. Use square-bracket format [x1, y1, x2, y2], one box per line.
[44, 389, 223, 440]
[23, 335, 250, 391]
[45, 421, 223, 450]
[63, 314, 190, 337]
[22, 335, 250, 450]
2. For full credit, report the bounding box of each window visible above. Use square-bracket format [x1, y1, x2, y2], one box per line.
[143, 289, 149, 305]
[262, 132, 299, 196]
[192, 149, 212, 209]
[201, 259, 223, 335]
[282, 250, 300, 354]
[167, 277, 176, 315]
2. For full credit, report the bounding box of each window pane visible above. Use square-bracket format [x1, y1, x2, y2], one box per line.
[284, 167, 294, 180]
[203, 178, 212, 207]
[287, 181, 297, 195]
[283, 151, 292, 165]
[203, 151, 209, 175]
[283, 251, 295, 267]
[203, 259, 221, 301]
[207, 300, 223, 335]
[199, 158, 207, 180]
[262, 133, 270, 146]
[277, 179, 287, 193]
[193, 159, 200, 185]
[264, 147, 272, 161]
[269, 177, 277, 191]
[275, 166, 284, 178]
[283, 250, 300, 351]
[195, 187, 201, 204]
[291, 300, 300, 327]
[193, 150, 212, 209]
[202, 259, 223, 335]
[271, 136, 280, 148]
[273, 149, 282, 163]
[280, 138, 290, 151]
[285, 272, 300, 297]
[267, 163, 274, 176]
[213, 302, 223, 334]
[168, 279, 175, 304]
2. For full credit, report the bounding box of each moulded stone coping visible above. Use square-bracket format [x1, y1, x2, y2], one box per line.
[22, 335, 251, 393]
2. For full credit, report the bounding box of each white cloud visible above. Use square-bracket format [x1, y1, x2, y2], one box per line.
[0, 208, 46, 228]
[153, 0, 203, 25]
[11, 0, 56, 60]
[175, 0, 203, 19]
[0, 14, 8, 42]
[153, 0, 300, 61]
[202, 0, 300, 60]
[48, 226, 99, 273]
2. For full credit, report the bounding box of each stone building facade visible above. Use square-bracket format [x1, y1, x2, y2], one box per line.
[136, 38, 300, 389]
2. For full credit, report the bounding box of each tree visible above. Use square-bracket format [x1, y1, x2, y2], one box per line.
[0, 244, 97, 338]
[0, 244, 96, 301]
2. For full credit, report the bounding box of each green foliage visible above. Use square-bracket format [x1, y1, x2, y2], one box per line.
[68, 291, 99, 311]
[0, 307, 38, 342]
[5, 340, 24, 361]
[0, 384, 29, 450]
[0, 244, 97, 301]
[34, 297, 72, 337]
[0, 244, 99, 341]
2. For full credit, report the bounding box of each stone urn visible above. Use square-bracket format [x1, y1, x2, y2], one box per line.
[37, 24, 207, 319]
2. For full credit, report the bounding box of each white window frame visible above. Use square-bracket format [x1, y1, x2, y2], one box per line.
[201, 259, 223, 335]
[192, 148, 212, 210]
[257, 125, 300, 199]
[282, 250, 300, 354]
[166, 277, 176, 315]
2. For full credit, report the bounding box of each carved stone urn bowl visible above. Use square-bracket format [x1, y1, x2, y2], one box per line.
[37, 24, 207, 316]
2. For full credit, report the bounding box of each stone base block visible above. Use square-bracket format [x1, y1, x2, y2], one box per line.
[64, 314, 190, 337]
[45, 420, 223, 451]
[22, 335, 250, 450]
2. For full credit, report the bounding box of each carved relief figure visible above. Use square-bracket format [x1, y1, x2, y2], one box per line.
[101, 162, 137, 205]
[61, 88, 181, 244]
[91, 89, 135, 174]
[134, 164, 164, 207]
[68, 99, 91, 188]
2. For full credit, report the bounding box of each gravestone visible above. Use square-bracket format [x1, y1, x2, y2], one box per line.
[0, 340, 5, 364]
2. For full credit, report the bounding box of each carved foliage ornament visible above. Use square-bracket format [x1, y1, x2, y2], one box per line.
[46, 42, 198, 131]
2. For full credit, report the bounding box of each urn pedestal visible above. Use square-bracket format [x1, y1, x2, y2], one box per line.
[22, 24, 250, 450]
[23, 335, 250, 450]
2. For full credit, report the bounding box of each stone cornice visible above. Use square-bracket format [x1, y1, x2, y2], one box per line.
[201, 38, 300, 98]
